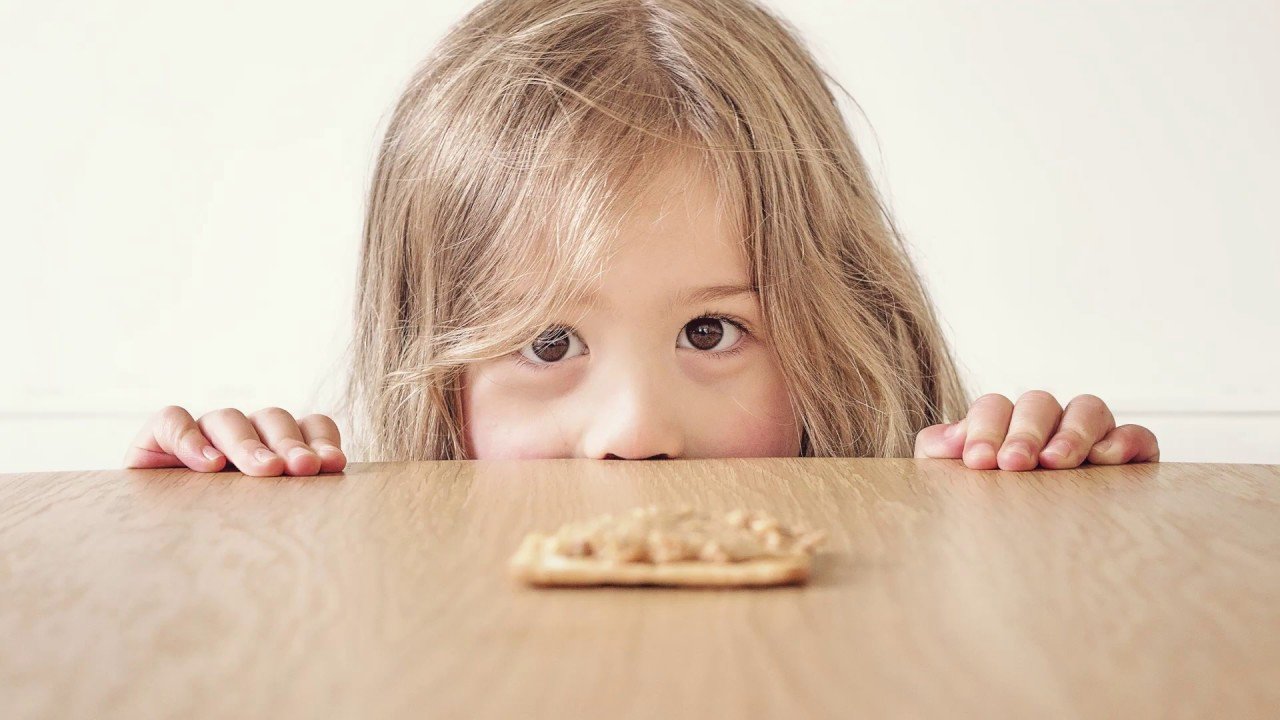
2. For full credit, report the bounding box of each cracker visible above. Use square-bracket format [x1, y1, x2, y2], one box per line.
[509, 506, 827, 588]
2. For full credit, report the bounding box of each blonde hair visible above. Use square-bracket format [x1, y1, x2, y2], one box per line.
[337, 0, 969, 462]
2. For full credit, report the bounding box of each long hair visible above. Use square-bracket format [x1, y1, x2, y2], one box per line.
[337, 0, 969, 461]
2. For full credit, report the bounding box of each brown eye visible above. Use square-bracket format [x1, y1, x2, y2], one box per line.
[684, 318, 724, 350]
[531, 328, 569, 361]
[519, 326, 584, 366]
[680, 317, 744, 352]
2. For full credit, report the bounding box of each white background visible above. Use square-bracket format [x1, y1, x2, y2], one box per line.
[2, 0, 1276, 472]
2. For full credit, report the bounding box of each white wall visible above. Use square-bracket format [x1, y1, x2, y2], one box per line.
[2, 0, 1276, 472]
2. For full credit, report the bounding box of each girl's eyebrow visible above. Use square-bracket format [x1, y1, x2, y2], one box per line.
[575, 283, 757, 311]
[676, 283, 758, 307]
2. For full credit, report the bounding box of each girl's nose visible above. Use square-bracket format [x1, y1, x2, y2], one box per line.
[583, 407, 684, 459]
[578, 366, 685, 460]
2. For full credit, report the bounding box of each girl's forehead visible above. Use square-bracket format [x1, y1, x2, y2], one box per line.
[617, 164, 746, 255]
[597, 149, 745, 250]
[467, 144, 754, 325]
[510, 146, 733, 247]
[588, 156, 746, 268]
[626, 151, 732, 218]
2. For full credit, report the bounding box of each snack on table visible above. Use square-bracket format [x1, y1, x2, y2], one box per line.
[509, 505, 828, 588]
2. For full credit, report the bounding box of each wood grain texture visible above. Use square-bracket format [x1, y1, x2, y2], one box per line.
[2, 459, 1278, 719]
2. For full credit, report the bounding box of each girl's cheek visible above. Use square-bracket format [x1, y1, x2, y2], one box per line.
[691, 351, 798, 456]
[461, 368, 572, 460]
[711, 395, 801, 457]
[470, 422, 568, 460]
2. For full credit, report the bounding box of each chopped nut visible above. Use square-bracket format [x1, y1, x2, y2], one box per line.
[749, 516, 780, 534]
[724, 509, 749, 528]
[698, 540, 731, 562]
[549, 535, 584, 557]
[647, 530, 688, 563]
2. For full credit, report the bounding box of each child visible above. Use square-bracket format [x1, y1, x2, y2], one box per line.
[123, 0, 1158, 475]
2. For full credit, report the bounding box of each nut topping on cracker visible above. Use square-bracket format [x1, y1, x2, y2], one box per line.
[510, 506, 827, 588]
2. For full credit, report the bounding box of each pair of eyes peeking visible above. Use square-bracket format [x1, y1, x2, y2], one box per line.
[514, 314, 753, 370]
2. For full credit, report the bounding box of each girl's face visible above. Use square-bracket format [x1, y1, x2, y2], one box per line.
[459, 158, 802, 460]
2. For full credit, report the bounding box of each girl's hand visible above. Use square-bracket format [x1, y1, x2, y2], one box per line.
[123, 406, 347, 477]
[914, 392, 1159, 471]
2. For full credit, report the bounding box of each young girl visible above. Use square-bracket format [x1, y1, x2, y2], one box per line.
[124, 0, 1159, 474]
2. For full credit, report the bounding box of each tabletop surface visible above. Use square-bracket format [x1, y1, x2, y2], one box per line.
[2, 459, 1278, 719]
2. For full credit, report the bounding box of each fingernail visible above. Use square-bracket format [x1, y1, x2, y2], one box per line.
[202, 446, 223, 461]
[255, 447, 277, 464]
[945, 422, 963, 439]
[1093, 440, 1112, 454]
[288, 447, 311, 462]
[1002, 441, 1030, 460]
[1044, 440, 1072, 458]
[968, 441, 995, 463]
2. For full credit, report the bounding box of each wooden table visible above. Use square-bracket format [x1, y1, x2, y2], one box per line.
[2, 459, 1277, 719]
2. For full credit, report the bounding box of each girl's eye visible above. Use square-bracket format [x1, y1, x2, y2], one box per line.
[518, 326, 586, 367]
[677, 316, 745, 353]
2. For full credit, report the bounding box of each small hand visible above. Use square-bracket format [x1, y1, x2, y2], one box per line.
[914, 392, 1159, 471]
[123, 405, 347, 477]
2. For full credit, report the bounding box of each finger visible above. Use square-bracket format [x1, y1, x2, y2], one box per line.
[997, 390, 1062, 472]
[914, 419, 967, 459]
[248, 407, 322, 477]
[298, 414, 348, 473]
[197, 408, 284, 477]
[1039, 394, 1115, 469]
[1087, 424, 1160, 465]
[124, 405, 226, 471]
[962, 394, 1014, 469]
